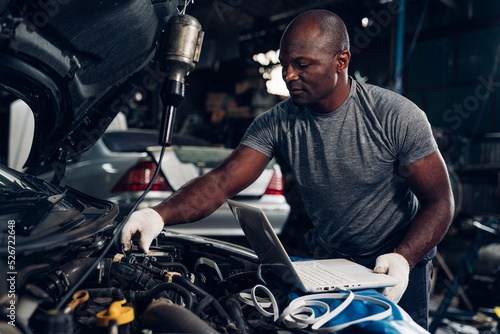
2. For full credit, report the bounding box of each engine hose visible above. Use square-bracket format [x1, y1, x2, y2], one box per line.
[172, 275, 234, 327]
[135, 282, 193, 310]
[225, 298, 251, 334]
[193, 295, 214, 316]
[143, 301, 220, 334]
[39, 258, 98, 301]
[86, 287, 125, 301]
[112, 262, 157, 290]
[150, 261, 188, 277]
[136, 263, 161, 275]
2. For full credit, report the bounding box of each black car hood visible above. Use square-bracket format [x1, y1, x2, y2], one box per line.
[0, 0, 178, 169]
[0, 165, 119, 255]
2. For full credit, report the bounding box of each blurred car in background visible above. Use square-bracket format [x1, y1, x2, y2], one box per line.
[37, 129, 291, 236]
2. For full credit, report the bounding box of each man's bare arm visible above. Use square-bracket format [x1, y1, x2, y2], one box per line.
[152, 144, 271, 226]
[395, 150, 455, 269]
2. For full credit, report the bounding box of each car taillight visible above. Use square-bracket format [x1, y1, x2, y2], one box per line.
[264, 167, 284, 195]
[112, 160, 170, 192]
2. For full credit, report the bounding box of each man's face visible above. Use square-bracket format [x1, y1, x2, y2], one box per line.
[279, 25, 341, 113]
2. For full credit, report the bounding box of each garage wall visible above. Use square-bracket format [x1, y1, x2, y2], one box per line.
[349, 0, 500, 136]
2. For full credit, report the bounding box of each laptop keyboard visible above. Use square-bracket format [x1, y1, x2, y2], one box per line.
[293, 261, 358, 288]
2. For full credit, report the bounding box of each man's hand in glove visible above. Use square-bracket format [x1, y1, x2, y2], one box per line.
[120, 208, 164, 253]
[374, 253, 410, 303]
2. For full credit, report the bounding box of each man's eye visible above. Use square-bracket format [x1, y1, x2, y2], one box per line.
[298, 63, 309, 69]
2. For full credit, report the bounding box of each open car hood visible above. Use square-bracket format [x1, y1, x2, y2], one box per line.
[0, 164, 119, 255]
[0, 1, 178, 169]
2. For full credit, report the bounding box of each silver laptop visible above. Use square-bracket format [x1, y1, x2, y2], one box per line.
[227, 199, 398, 293]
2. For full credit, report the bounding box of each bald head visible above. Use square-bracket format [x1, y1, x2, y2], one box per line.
[282, 10, 350, 55]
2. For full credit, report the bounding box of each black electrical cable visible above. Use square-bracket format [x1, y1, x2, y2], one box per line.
[150, 260, 189, 277]
[225, 298, 251, 334]
[172, 275, 235, 327]
[55, 145, 167, 310]
[136, 262, 162, 275]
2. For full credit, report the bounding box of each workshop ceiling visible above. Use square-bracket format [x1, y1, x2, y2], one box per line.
[187, 0, 376, 54]
[189, 0, 368, 33]
[187, 0, 459, 39]
[185, 0, 461, 69]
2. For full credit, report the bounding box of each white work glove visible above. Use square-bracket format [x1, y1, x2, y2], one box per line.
[120, 208, 164, 253]
[374, 253, 410, 304]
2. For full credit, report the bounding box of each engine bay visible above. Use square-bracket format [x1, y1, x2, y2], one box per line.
[1, 225, 305, 334]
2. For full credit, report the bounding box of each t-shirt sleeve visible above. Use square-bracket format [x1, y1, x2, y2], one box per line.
[239, 110, 278, 159]
[393, 99, 438, 166]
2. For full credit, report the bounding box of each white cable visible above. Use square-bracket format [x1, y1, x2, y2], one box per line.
[316, 294, 392, 332]
[281, 292, 393, 332]
[238, 285, 279, 322]
[251, 285, 280, 322]
[311, 291, 355, 328]
[178, 0, 194, 15]
[238, 292, 272, 308]
[281, 300, 330, 329]
[290, 301, 329, 324]
[239, 286, 393, 332]
[278, 291, 354, 329]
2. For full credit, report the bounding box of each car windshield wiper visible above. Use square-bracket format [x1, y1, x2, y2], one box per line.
[20, 174, 53, 194]
[16, 193, 66, 235]
[1, 187, 50, 200]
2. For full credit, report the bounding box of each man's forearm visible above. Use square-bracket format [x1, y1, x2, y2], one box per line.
[396, 199, 454, 269]
[152, 172, 232, 226]
[150, 145, 271, 227]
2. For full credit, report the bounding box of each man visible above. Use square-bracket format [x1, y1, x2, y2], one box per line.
[121, 9, 454, 329]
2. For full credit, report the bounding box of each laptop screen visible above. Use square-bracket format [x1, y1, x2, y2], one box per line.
[227, 199, 303, 288]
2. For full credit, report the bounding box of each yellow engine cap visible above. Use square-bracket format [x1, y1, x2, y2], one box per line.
[96, 299, 134, 327]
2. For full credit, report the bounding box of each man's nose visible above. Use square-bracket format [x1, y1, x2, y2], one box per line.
[282, 66, 299, 83]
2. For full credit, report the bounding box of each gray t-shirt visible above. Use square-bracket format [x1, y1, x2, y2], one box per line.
[240, 78, 438, 256]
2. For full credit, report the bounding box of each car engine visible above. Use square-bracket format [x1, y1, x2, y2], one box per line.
[0, 0, 298, 331]
[0, 223, 298, 334]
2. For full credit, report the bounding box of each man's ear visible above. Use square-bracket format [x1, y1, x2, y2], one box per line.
[336, 50, 350, 73]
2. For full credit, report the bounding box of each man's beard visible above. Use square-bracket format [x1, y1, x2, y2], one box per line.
[289, 95, 308, 106]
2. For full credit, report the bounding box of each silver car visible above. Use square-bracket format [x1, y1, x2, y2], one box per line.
[38, 129, 290, 236]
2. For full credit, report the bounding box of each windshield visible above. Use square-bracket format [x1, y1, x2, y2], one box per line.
[0, 168, 32, 191]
